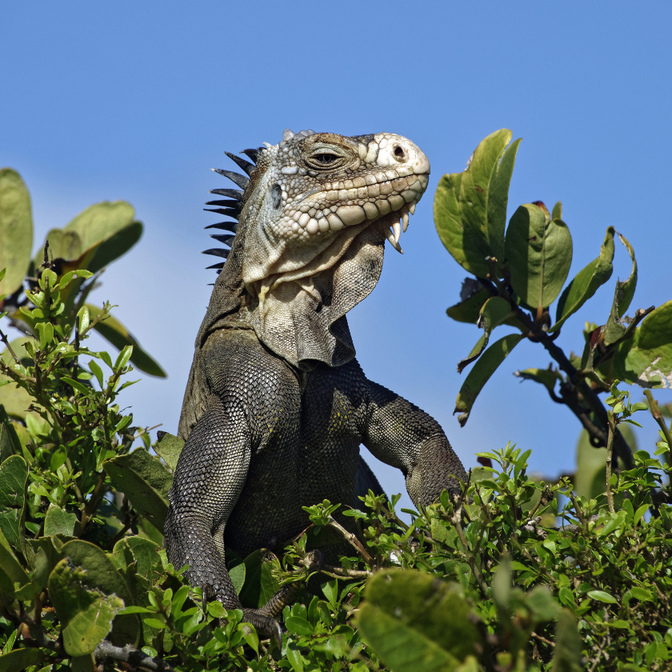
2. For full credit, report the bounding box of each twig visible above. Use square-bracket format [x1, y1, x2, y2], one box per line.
[645, 390, 672, 463]
[530, 630, 556, 647]
[319, 564, 372, 579]
[567, 491, 587, 525]
[0, 328, 20, 362]
[328, 517, 374, 563]
[95, 640, 176, 672]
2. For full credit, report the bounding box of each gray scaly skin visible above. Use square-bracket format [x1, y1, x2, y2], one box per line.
[164, 130, 467, 639]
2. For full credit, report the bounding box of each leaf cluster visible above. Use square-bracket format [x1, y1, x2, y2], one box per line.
[0, 167, 165, 379]
[433, 131, 672, 462]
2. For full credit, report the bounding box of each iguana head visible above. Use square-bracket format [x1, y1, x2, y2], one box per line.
[199, 130, 430, 368]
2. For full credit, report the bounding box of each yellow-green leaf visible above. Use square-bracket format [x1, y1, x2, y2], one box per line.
[0, 169, 33, 297]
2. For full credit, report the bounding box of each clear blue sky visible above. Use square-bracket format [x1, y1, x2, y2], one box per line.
[3, 2, 671, 509]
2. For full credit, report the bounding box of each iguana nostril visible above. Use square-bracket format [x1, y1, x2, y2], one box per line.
[393, 144, 407, 161]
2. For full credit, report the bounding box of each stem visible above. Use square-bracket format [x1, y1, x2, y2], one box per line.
[79, 472, 107, 533]
[319, 564, 371, 579]
[605, 413, 616, 514]
[451, 502, 489, 596]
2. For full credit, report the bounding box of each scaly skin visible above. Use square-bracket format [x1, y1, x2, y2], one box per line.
[164, 130, 467, 639]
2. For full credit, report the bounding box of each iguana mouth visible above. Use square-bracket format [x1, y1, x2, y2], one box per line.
[378, 198, 419, 254]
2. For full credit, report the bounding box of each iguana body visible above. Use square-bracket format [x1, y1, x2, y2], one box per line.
[164, 130, 467, 637]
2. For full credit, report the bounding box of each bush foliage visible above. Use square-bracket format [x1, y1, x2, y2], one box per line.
[1, 135, 671, 671]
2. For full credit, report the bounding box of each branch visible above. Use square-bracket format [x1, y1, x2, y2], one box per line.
[95, 641, 176, 672]
[481, 276, 634, 469]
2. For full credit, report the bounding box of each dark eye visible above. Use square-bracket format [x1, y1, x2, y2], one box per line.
[305, 150, 346, 170]
[312, 153, 339, 165]
[271, 183, 282, 208]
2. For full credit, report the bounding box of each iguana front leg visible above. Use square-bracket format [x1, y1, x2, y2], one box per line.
[164, 396, 281, 640]
[361, 380, 467, 506]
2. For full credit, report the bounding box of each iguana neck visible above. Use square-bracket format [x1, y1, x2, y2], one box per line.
[196, 131, 429, 369]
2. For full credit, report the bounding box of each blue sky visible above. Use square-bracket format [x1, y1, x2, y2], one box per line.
[3, 2, 671, 510]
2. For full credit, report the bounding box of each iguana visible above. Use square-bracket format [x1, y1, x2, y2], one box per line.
[164, 129, 467, 639]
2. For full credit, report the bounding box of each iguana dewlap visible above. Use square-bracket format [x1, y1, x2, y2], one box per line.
[164, 130, 467, 639]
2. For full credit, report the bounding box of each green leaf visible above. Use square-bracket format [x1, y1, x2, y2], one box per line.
[446, 285, 490, 325]
[0, 169, 33, 297]
[229, 561, 246, 595]
[48, 558, 124, 656]
[587, 589, 618, 604]
[612, 300, 672, 388]
[455, 334, 525, 426]
[0, 527, 30, 586]
[238, 549, 281, 609]
[613, 232, 637, 319]
[0, 455, 28, 550]
[38, 228, 83, 266]
[0, 407, 23, 462]
[64, 201, 134, 252]
[103, 449, 172, 531]
[356, 569, 481, 670]
[62, 540, 139, 646]
[28, 536, 65, 591]
[604, 232, 638, 346]
[62, 540, 134, 602]
[552, 227, 615, 333]
[0, 647, 48, 672]
[628, 586, 653, 602]
[86, 304, 166, 377]
[44, 504, 78, 537]
[153, 433, 184, 473]
[514, 367, 564, 398]
[285, 616, 314, 637]
[112, 536, 160, 580]
[53, 201, 142, 273]
[492, 559, 512, 612]
[526, 585, 562, 621]
[0, 337, 41, 422]
[434, 130, 520, 277]
[457, 296, 517, 373]
[505, 203, 573, 310]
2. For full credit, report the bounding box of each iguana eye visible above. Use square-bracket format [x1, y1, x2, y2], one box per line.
[306, 151, 346, 170]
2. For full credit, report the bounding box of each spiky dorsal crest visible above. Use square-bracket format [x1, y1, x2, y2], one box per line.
[203, 145, 265, 271]
[204, 131, 317, 272]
